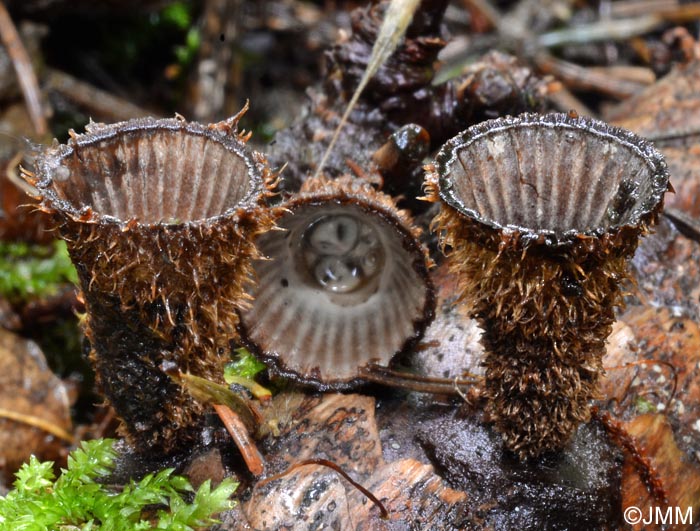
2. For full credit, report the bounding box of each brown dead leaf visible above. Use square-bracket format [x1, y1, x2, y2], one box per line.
[602, 305, 700, 529]
[246, 463, 355, 529]
[609, 306, 700, 430]
[605, 59, 700, 135]
[0, 327, 72, 473]
[350, 458, 470, 530]
[0, 103, 53, 244]
[605, 59, 700, 218]
[652, 144, 700, 219]
[621, 414, 700, 531]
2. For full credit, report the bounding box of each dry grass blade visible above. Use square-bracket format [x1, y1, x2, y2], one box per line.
[45, 68, 153, 122]
[611, 1, 700, 22]
[0, 406, 75, 444]
[534, 52, 648, 99]
[664, 207, 700, 242]
[171, 371, 261, 431]
[537, 15, 661, 48]
[313, 0, 420, 179]
[0, 1, 47, 135]
[358, 364, 479, 395]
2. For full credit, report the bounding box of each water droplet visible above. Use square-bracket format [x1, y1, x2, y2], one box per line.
[300, 213, 385, 293]
[308, 215, 358, 255]
[55, 166, 71, 182]
[314, 256, 362, 292]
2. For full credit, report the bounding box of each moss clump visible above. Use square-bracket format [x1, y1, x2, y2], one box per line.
[225, 348, 267, 381]
[0, 240, 77, 304]
[0, 438, 237, 531]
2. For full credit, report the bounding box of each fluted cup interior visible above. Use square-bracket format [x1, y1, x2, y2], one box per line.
[37, 119, 258, 225]
[437, 113, 668, 238]
[240, 200, 431, 388]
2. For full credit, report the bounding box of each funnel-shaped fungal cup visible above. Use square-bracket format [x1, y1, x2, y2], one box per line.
[239, 176, 435, 389]
[425, 112, 669, 459]
[27, 113, 276, 451]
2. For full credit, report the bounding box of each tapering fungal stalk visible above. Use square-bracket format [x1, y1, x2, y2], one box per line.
[239, 175, 435, 389]
[425, 112, 669, 459]
[26, 111, 276, 451]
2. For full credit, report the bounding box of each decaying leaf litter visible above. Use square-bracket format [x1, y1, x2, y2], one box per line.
[1, 0, 700, 529]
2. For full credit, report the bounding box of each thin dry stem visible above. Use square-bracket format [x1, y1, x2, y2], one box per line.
[0, 406, 75, 444]
[214, 403, 265, 476]
[0, 1, 47, 135]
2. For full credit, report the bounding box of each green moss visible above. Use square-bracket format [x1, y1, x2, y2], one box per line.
[225, 348, 268, 381]
[0, 439, 237, 531]
[161, 2, 194, 30]
[0, 240, 78, 304]
[174, 27, 201, 67]
[635, 396, 657, 414]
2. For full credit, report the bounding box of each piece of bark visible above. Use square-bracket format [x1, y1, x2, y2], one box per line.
[258, 393, 382, 478]
[245, 392, 474, 530]
[0, 327, 72, 474]
[246, 464, 356, 529]
[245, 388, 626, 529]
[347, 459, 471, 530]
[401, 261, 484, 380]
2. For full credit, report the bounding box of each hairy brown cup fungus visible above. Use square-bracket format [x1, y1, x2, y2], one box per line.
[25, 111, 276, 451]
[238, 176, 435, 389]
[425, 112, 669, 459]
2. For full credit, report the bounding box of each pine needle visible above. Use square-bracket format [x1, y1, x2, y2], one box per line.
[312, 0, 421, 179]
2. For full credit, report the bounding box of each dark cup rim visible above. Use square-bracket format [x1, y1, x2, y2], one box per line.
[435, 112, 670, 249]
[33, 117, 265, 229]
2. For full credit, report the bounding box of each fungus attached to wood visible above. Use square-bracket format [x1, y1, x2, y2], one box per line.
[26, 112, 276, 452]
[238, 176, 435, 390]
[425, 112, 670, 459]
